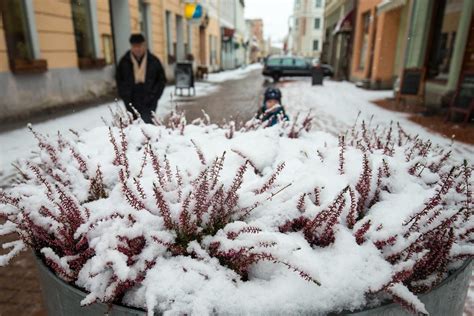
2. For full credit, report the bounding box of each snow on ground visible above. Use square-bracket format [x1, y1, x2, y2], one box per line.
[205, 63, 263, 83]
[280, 78, 473, 161]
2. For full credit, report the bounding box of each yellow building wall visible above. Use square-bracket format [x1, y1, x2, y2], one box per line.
[151, 0, 166, 62]
[350, 0, 379, 80]
[371, 8, 401, 84]
[0, 18, 9, 72]
[130, 0, 141, 33]
[34, 0, 77, 69]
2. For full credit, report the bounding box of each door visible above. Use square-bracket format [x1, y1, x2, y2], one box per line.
[199, 26, 206, 65]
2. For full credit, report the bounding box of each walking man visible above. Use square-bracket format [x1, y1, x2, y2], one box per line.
[116, 33, 166, 123]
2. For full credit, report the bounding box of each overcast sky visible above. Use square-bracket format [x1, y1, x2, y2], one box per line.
[244, 0, 293, 45]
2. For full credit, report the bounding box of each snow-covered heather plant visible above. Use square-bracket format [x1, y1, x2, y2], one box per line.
[0, 110, 472, 315]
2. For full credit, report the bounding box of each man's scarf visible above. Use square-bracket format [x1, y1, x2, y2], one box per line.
[131, 52, 147, 84]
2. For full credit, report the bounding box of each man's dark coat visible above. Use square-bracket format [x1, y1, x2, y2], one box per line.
[116, 50, 166, 122]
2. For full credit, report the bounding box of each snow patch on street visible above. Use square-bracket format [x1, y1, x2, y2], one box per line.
[205, 63, 263, 83]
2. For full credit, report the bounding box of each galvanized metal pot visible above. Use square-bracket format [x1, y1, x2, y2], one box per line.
[35, 256, 146, 316]
[338, 260, 472, 316]
[35, 256, 471, 316]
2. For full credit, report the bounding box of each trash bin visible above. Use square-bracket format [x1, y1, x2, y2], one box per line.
[312, 66, 324, 86]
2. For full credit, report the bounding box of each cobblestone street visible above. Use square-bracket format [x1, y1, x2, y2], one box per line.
[172, 68, 267, 123]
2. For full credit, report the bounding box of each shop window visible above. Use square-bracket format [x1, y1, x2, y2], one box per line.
[71, 0, 95, 59]
[358, 11, 370, 70]
[1, 0, 47, 73]
[426, 0, 462, 80]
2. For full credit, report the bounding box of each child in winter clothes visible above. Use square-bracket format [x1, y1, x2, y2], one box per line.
[257, 87, 289, 127]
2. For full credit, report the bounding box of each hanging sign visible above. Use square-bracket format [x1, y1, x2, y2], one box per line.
[184, 3, 203, 20]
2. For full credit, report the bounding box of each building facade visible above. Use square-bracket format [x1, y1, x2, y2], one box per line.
[322, 0, 355, 80]
[348, 0, 473, 110]
[402, 0, 474, 108]
[246, 19, 265, 63]
[0, 0, 228, 123]
[290, 0, 325, 58]
[349, 0, 405, 89]
[234, 0, 246, 67]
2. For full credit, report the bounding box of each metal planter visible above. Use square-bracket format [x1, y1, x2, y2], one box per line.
[35, 256, 471, 316]
[340, 260, 472, 316]
[35, 256, 146, 316]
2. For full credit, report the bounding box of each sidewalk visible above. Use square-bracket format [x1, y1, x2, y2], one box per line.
[0, 240, 45, 316]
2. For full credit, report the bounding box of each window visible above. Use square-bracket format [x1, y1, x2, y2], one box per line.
[138, 0, 152, 46]
[315, 0, 322, 8]
[71, 0, 95, 59]
[267, 58, 281, 66]
[209, 35, 217, 65]
[282, 58, 293, 66]
[1, 0, 46, 73]
[165, 11, 174, 63]
[102, 34, 114, 65]
[295, 18, 299, 31]
[186, 23, 192, 56]
[313, 40, 319, 51]
[295, 0, 301, 9]
[426, 0, 462, 80]
[139, 1, 148, 37]
[358, 11, 370, 70]
[2, 0, 33, 60]
[295, 58, 307, 67]
[314, 18, 321, 30]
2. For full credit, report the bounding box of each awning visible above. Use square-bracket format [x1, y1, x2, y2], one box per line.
[222, 27, 235, 41]
[333, 9, 354, 35]
[376, 0, 406, 15]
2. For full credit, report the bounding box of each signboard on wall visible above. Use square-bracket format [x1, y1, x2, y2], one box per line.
[184, 3, 203, 20]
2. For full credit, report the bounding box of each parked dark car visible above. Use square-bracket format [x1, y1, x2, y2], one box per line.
[262, 56, 334, 82]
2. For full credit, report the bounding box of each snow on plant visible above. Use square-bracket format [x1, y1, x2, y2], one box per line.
[0, 111, 472, 315]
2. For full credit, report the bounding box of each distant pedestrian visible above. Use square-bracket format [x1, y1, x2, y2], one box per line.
[257, 87, 289, 127]
[116, 33, 166, 123]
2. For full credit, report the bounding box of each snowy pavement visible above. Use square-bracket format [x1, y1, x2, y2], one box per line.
[279, 78, 473, 160]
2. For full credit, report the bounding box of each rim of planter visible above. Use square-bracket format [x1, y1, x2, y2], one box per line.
[334, 258, 473, 315]
[34, 254, 147, 314]
[35, 254, 472, 315]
